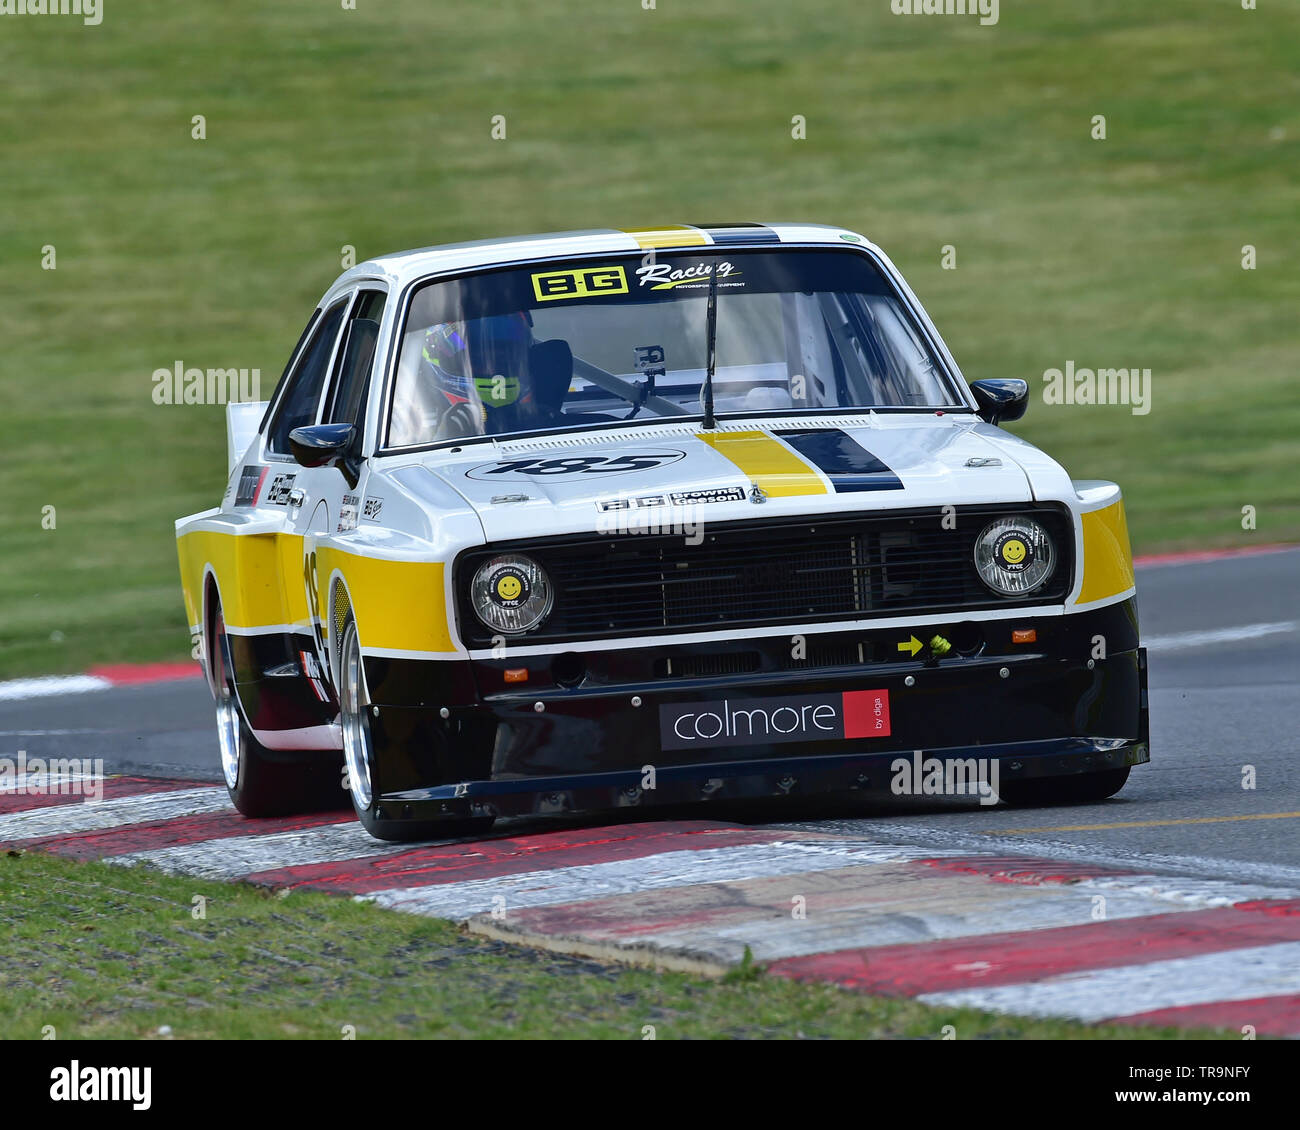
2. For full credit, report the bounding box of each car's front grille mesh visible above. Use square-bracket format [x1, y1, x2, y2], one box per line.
[456, 506, 1072, 645]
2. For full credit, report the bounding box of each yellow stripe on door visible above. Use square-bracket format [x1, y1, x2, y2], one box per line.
[177, 529, 457, 654]
[621, 225, 710, 250]
[315, 547, 456, 654]
[695, 431, 828, 497]
[176, 528, 310, 631]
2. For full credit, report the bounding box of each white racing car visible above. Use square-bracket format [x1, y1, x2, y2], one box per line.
[176, 222, 1148, 841]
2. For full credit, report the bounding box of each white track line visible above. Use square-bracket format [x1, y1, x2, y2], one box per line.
[0, 787, 229, 840]
[107, 822, 411, 878]
[1144, 620, 1296, 651]
[0, 675, 111, 701]
[918, 941, 1300, 1022]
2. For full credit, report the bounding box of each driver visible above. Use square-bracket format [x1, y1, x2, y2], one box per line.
[422, 313, 532, 436]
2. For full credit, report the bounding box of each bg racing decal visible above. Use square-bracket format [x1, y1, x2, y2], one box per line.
[660, 690, 890, 751]
[597, 486, 746, 512]
[362, 496, 383, 521]
[466, 450, 686, 483]
[233, 466, 267, 507]
[531, 264, 628, 302]
[636, 259, 741, 291]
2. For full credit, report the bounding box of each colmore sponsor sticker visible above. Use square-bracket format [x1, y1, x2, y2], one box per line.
[660, 690, 889, 751]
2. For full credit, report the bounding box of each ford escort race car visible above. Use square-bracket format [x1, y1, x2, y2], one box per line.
[176, 223, 1148, 841]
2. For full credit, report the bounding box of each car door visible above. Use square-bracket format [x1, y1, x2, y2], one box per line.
[284, 286, 389, 696]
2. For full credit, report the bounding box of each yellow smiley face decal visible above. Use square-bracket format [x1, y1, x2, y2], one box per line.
[1000, 538, 1027, 565]
[496, 574, 523, 601]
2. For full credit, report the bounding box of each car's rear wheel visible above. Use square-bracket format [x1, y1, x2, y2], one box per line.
[338, 614, 493, 842]
[998, 766, 1131, 807]
[211, 600, 343, 817]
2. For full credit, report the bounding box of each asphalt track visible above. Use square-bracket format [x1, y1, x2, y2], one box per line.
[2, 547, 1298, 1033]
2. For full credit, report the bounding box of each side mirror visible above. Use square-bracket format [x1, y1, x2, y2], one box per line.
[288, 423, 356, 474]
[969, 379, 1029, 426]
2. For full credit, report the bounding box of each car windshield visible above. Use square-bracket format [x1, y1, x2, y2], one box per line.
[386, 248, 963, 447]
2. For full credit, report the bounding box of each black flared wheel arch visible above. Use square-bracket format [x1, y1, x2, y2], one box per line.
[335, 607, 493, 843]
[205, 580, 345, 817]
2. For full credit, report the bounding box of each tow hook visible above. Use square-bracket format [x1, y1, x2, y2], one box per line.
[925, 634, 952, 667]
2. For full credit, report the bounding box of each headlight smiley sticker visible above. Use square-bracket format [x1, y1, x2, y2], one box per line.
[488, 564, 530, 609]
[471, 554, 554, 633]
[994, 530, 1033, 573]
[974, 516, 1055, 596]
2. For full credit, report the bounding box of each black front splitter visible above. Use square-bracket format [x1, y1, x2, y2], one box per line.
[373, 733, 1149, 824]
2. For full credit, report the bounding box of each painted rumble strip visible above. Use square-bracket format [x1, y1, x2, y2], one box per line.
[470, 865, 1281, 964]
[0, 675, 112, 701]
[1109, 994, 1300, 1038]
[243, 824, 794, 893]
[765, 906, 1300, 995]
[915, 942, 1300, 1023]
[364, 842, 968, 921]
[0, 777, 203, 818]
[0, 661, 200, 701]
[6, 777, 1300, 1035]
[0, 786, 229, 839]
[107, 822, 412, 880]
[28, 810, 353, 862]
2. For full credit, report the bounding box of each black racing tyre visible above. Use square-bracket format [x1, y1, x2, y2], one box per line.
[337, 613, 494, 843]
[997, 766, 1131, 807]
[211, 602, 345, 817]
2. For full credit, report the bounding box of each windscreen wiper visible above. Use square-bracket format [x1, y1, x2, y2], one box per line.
[702, 267, 718, 430]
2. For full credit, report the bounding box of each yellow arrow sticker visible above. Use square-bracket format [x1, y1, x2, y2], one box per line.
[897, 635, 923, 656]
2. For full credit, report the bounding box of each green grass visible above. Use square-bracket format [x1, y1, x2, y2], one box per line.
[0, 851, 1229, 1040]
[2, 0, 1297, 678]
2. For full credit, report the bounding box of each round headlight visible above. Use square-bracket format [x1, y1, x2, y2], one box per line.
[974, 518, 1055, 596]
[470, 555, 553, 634]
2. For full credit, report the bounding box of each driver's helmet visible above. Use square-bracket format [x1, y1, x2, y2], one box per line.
[422, 313, 530, 413]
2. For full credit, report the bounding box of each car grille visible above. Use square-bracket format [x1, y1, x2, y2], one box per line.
[456, 505, 1073, 646]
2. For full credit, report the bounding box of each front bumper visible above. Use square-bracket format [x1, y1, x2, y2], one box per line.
[361, 600, 1149, 823]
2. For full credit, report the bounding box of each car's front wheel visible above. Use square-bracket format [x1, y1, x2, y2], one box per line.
[338, 614, 493, 843]
[211, 601, 342, 817]
[998, 766, 1131, 807]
